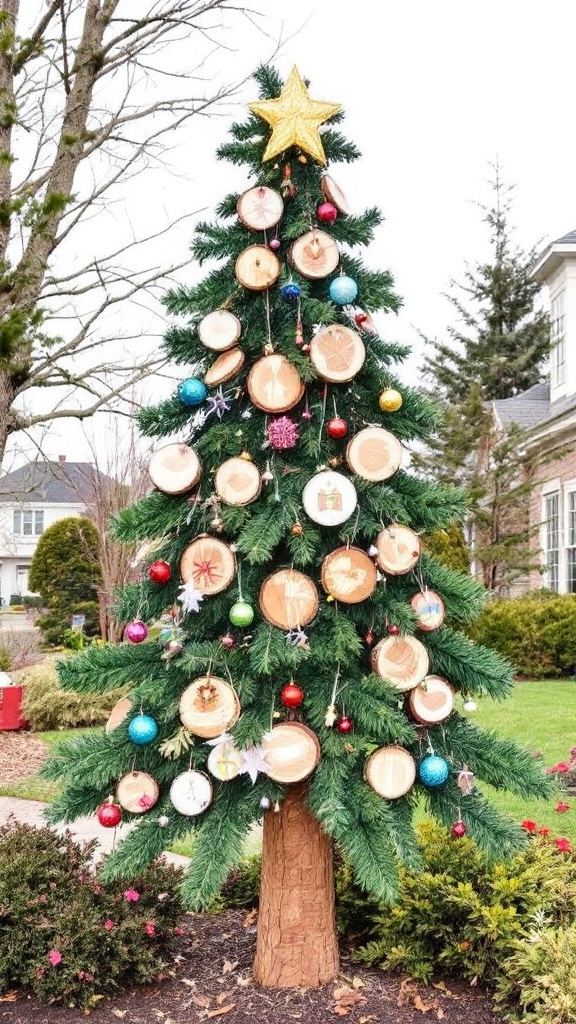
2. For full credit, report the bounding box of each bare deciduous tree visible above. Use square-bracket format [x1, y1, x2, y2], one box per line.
[0, 1, 269, 466]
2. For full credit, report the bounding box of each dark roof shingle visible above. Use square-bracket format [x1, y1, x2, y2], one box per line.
[0, 462, 98, 503]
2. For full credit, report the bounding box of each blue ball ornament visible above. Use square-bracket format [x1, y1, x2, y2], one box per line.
[179, 377, 207, 407]
[281, 282, 301, 301]
[128, 714, 159, 746]
[329, 275, 358, 305]
[418, 754, 450, 787]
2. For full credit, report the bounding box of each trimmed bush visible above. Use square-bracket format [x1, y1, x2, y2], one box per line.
[0, 821, 183, 1008]
[466, 592, 576, 678]
[29, 517, 102, 646]
[21, 660, 126, 731]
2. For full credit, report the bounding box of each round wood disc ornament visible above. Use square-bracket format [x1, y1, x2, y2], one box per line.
[289, 229, 340, 280]
[235, 245, 281, 291]
[309, 324, 366, 383]
[197, 309, 241, 352]
[365, 745, 416, 800]
[170, 770, 213, 816]
[321, 547, 377, 604]
[214, 457, 261, 506]
[179, 675, 240, 738]
[321, 174, 350, 216]
[302, 470, 357, 527]
[115, 771, 159, 814]
[261, 723, 321, 784]
[411, 590, 445, 631]
[371, 635, 430, 691]
[409, 676, 454, 725]
[148, 443, 202, 495]
[237, 185, 284, 231]
[207, 740, 243, 781]
[259, 568, 319, 630]
[204, 347, 245, 387]
[346, 427, 402, 482]
[105, 696, 132, 735]
[180, 536, 236, 596]
[376, 524, 421, 575]
[247, 353, 304, 413]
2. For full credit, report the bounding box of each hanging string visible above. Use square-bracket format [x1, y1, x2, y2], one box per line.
[237, 561, 243, 602]
[264, 290, 273, 350]
[317, 383, 328, 447]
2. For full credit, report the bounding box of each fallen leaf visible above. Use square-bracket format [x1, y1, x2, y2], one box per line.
[333, 1006, 350, 1017]
[435, 1009, 445, 1020]
[352, 976, 365, 990]
[433, 981, 449, 993]
[216, 991, 234, 1005]
[0, 992, 18, 1003]
[222, 959, 239, 975]
[332, 985, 366, 1015]
[111, 1012, 127, 1019]
[236, 974, 251, 988]
[192, 994, 212, 1008]
[413, 994, 436, 1013]
[243, 908, 258, 929]
[206, 1004, 235, 1018]
[358, 1017, 378, 1023]
[181, 978, 197, 989]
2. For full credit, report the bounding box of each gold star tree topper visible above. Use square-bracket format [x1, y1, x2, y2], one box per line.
[248, 67, 341, 165]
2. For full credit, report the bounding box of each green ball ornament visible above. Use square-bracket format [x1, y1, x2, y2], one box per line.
[229, 600, 254, 627]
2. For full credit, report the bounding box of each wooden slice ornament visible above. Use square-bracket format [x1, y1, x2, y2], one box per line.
[261, 722, 321, 784]
[237, 185, 284, 231]
[321, 174, 350, 216]
[247, 353, 304, 413]
[204, 348, 245, 387]
[411, 590, 445, 631]
[105, 697, 132, 735]
[371, 635, 430, 691]
[148, 443, 202, 495]
[346, 427, 402, 482]
[289, 229, 340, 280]
[259, 569, 319, 630]
[409, 676, 454, 725]
[179, 675, 240, 738]
[235, 245, 281, 291]
[116, 771, 159, 814]
[302, 470, 357, 527]
[214, 457, 261, 506]
[376, 524, 421, 575]
[365, 745, 416, 799]
[321, 547, 377, 604]
[310, 324, 366, 383]
[197, 309, 241, 352]
[180, 536, 236, 596]
[207, 740, 243, 781]
[170, 770, 213, 816]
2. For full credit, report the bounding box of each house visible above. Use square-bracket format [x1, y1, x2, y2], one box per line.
[492, 228, 576, 593]
[0, 457, 97, 603]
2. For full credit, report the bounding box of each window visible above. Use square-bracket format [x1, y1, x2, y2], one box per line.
[567, 491, 576, 594]
[550, 292, 566, 387]
[543, 492, 560, 592]
[13, 509, 44, 536]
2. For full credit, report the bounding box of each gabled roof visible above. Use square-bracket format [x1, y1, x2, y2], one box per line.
[0, 461, 99, 504]
[531, 227, 576, 281]
[493, 383, 576, 432]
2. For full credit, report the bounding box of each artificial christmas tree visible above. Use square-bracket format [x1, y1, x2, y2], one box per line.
[44, 65, 553, 989]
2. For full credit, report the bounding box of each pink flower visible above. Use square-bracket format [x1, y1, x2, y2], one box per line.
[556, 762, 570, 773]
[123, 888, 140, 902]
[556, 801, 570, 813]
[521, 819, 538, 832]
[555, 837, 572, 852]
[174, 926, 184, 936]
[104, 919, 115, 930]
[48, 949, 62, 966]
[145, 921, 156, 936]
[538, 827, 551, 836]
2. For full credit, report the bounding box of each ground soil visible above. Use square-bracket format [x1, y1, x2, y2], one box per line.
[0, 734, 504, 1023]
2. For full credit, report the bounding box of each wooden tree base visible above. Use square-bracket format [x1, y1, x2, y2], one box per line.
[252, 783, 340, 988]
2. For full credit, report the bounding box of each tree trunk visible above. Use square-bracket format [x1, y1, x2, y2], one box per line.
[252, 783, 339, 988]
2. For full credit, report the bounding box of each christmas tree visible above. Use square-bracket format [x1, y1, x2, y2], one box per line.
[44, 66, 553, 989]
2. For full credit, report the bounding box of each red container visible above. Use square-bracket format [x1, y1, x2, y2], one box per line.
[0, 685, 28, 730]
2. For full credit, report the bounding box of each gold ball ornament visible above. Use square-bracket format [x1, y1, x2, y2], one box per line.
[291, 522, 303, 536]
[248, 66, 341, 165]
[238, 451, 253, 461]
[379, 388, 403, 413]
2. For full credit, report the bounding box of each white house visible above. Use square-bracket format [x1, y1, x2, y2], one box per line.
[0, 457, 97, 603]
[492, 228, 576, 593]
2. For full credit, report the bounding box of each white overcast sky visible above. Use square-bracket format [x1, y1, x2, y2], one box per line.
[18, 0, 576, 465]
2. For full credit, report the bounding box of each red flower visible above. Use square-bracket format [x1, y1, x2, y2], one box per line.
[556, 762, 570, 773]
[174, 926, 184, 936]
[123, 888, 140, 902]
[145, 921, 156, 936]
[48, 949, 62, 966]
[521, 819, 538, 832]
[104, 919, 115, 930]
[556, 801, 570, 813]
[538, 827, 551, 836]
[555, 837, 572, 852]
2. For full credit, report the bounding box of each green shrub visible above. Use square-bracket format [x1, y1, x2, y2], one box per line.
[466, 592, 576, 678]
[494, 923, 576, 1022]
[0, 821, 183, 1008]
[213, 854, 262, 911]
[352, 822, 576, 985]
[21, 661, 126, 731]
[22, 594, 43, 608]
[37, 600, 100, 646]
[29, 517, 102, 647]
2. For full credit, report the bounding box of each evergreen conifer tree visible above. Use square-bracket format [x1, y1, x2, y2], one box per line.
[43, 68, 553, 988]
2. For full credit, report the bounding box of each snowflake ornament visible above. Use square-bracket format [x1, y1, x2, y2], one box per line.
[239, 745, 269, 784]
[204, 387, 232, 420]
[177, 582, 205, 614]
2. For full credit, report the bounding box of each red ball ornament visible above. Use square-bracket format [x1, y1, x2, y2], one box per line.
[317, 201, 338, 224]
[326, 416, 348, 439]
[97, 800, 122, 828]
[355, 311, 368, 326]
[337, 716, 353, 734]
[452, 820, 467, 838]
[220, 633, 236, 649]
[388, 624, 400, 636]
[281, 682, 304, 708]
[148, 560, 171, 584]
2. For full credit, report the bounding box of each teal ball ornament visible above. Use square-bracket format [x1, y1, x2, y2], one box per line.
[418, 754, 450, 787]
[128, 714, 159, 745]
[329, 275, 358, 305]
[179, 377, 207, 407]
[229, 600, 254, 627]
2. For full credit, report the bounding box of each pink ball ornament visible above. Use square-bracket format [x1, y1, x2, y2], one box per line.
[125, 620, 148, 644]
[268, 416, 299, 451]
[317, 201, 337, 223]
[269, 238, 281, 251]
[452, 820, 467, 838]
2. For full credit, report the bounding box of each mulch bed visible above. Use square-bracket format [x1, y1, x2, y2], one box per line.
[3, 910, 503, 1023]
[0, 733, 48, 782]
